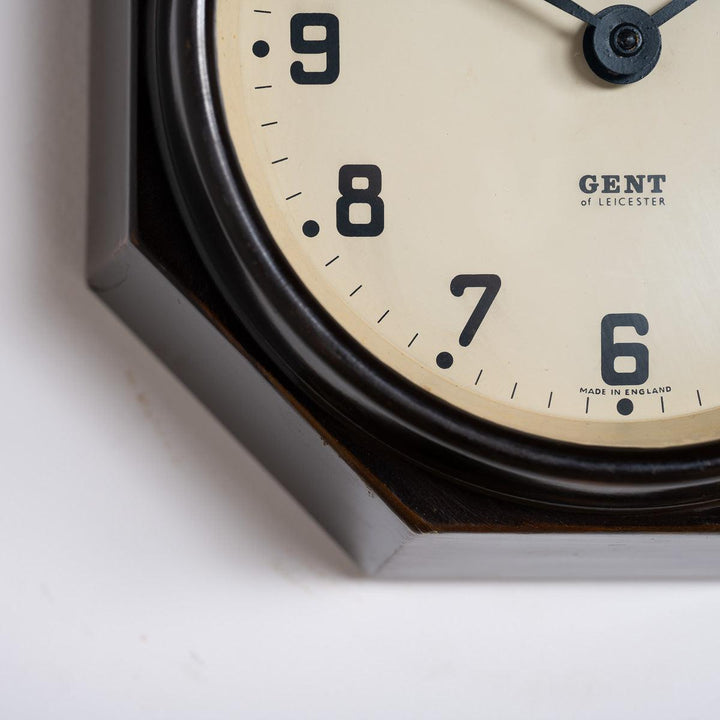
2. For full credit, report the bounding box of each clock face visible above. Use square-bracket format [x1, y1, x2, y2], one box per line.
[213, 0, 720, 449]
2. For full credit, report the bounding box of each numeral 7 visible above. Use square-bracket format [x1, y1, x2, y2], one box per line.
[450, 274, 502, 347]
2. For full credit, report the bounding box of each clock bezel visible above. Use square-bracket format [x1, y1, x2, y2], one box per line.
[146, 0, 720, 511]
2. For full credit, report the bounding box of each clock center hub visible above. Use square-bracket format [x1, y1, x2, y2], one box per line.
[611, 24, 643, 56]
[584, 5, 662, 84]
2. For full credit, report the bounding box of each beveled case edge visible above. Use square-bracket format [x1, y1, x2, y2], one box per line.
[86, 0, 720, 579]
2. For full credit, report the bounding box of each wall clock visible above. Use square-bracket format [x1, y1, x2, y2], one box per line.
[88, 0, 720, 577]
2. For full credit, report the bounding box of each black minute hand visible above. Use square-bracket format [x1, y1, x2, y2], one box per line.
[652, 0, 699, 26]
[543, 0, 597, 26]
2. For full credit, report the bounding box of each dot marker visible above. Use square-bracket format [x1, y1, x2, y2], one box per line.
[252, 41, 270, 58]
[436, 352, 454, 370]
[302, 220, 320, 238]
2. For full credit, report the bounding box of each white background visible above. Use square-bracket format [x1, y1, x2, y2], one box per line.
[1, 1, 719, 718]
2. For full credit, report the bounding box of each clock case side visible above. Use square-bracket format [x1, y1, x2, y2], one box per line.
[87, 0, 422, 575]
[87, 0, 720, 579]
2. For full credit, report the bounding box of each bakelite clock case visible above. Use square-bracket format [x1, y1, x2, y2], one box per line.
[88, 0, 720, 578]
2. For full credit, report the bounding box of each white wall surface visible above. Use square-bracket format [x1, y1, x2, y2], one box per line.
[1, 1, 718, 718]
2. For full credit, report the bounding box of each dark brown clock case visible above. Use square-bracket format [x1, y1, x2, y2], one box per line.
[87, 0, 720, 578]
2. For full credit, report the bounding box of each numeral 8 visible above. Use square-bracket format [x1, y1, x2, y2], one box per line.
[337, 165, 385, 238]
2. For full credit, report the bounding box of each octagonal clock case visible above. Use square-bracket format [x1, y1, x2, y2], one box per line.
[88, 0, 720, 578]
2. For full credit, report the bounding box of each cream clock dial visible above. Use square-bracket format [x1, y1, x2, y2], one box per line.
[213, 0, 718, 448]
[148, 0, 720, 509]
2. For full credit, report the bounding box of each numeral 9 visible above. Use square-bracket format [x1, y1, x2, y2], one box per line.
[290, 13, 340, 85]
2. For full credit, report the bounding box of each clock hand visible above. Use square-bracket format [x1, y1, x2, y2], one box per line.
[543, 0, 597, 26]
[652, 0, 699, 26]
